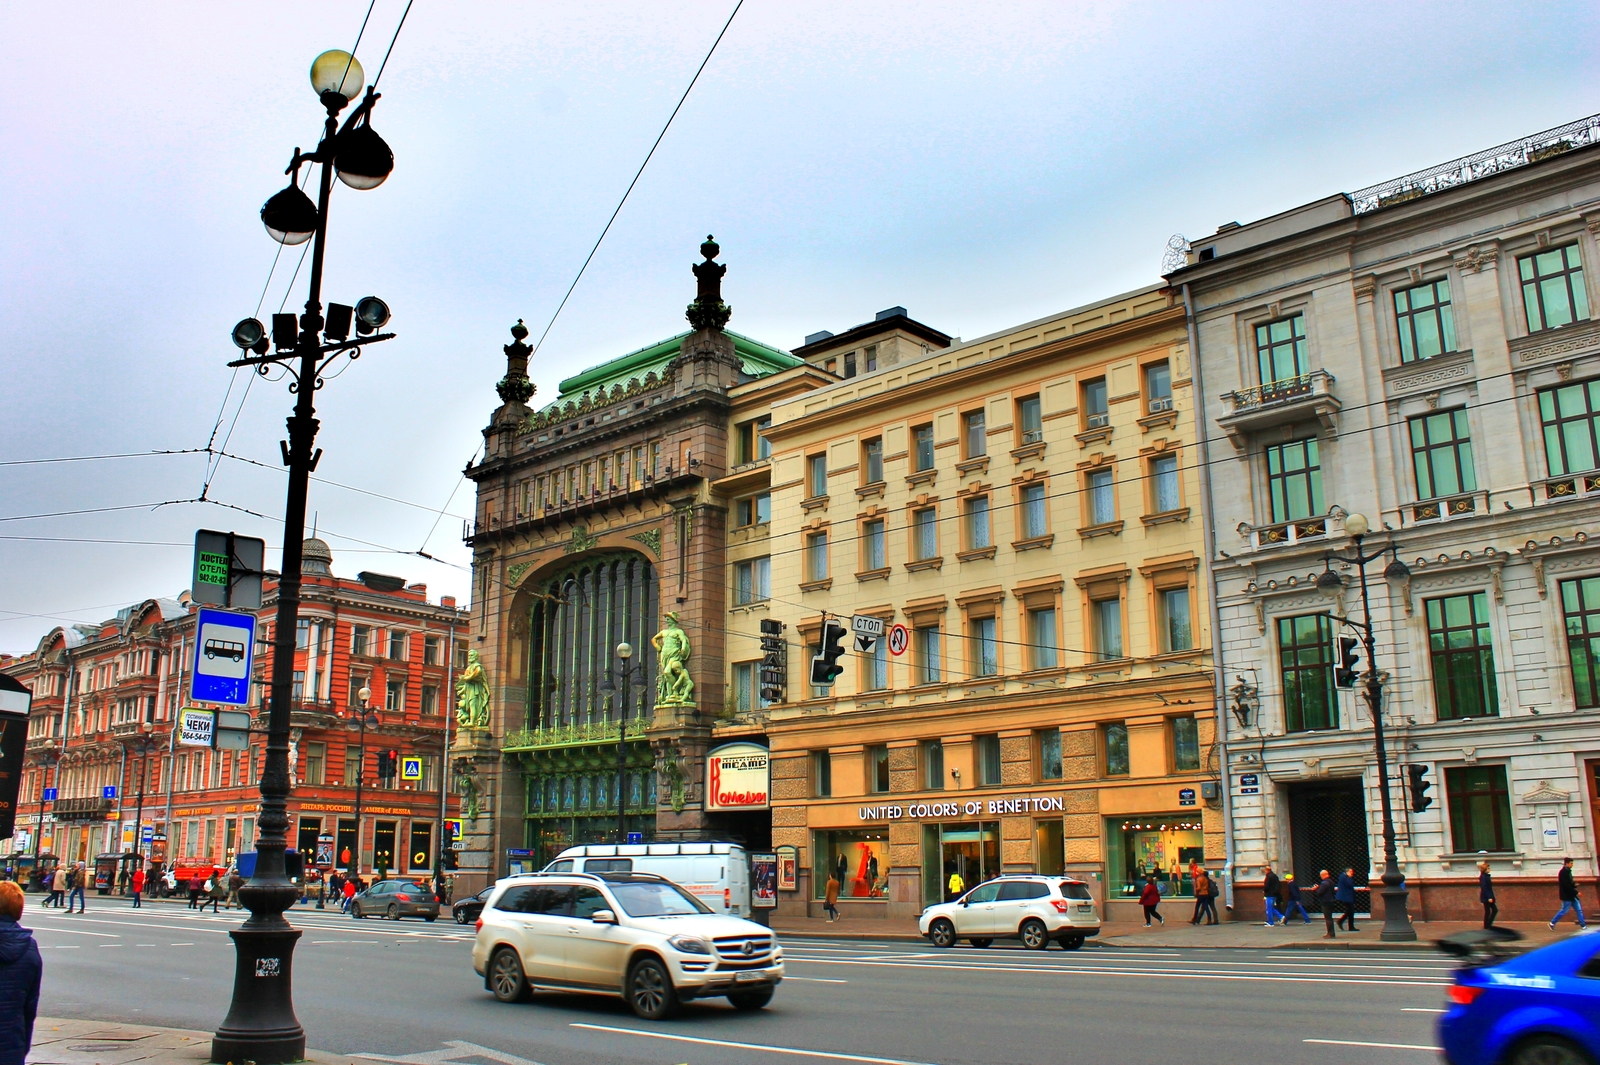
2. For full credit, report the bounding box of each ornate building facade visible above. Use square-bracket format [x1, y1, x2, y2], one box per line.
[461, 239, 805, 886]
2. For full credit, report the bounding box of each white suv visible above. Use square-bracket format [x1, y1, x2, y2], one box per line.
[471, 871, 783, 1019]
[918, 875, 1101, 950]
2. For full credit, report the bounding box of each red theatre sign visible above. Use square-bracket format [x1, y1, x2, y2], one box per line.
[706, 742, 770, 811]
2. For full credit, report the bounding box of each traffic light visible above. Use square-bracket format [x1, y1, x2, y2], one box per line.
[384, 749, 399, 785]
[442, 847, 459, 871]
[810, 619, 847, 687]
[1334, 637, 1361, 688]
[1407, 764, 1433, 812]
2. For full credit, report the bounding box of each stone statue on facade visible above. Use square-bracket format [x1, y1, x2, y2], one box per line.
[652, 611, 695, 708]
[455, 649, 491, 730]
[455, 763, 482, 820]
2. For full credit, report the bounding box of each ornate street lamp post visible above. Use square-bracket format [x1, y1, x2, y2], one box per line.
[347, 687, 381, 877]
[211, 48, 395, 1065]
[1317, 512, 1415, 942]
[126, 722, 157, 867]
[33, 740, 60, 863]
[606, 643, 649, 843]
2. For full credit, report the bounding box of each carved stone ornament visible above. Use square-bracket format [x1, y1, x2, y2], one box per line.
[566, 525, 600, 554]
[1522, 779, 1572, 805]
[1452, 245, 1498, 274]
[496, 319, 537, 405]
[506, 560, 533, 589]
[685, 235, 732, 331]
[627, 527, 662, 556]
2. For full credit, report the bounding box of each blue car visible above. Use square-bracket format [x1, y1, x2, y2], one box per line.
[1440, 932, 1600, 1064]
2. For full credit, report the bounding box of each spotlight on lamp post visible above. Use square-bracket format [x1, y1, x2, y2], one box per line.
[1317, 510, 1415, 942]
[210, 49, 397, 1065]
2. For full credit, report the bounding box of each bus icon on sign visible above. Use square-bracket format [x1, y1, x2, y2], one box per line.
[204, 638, 245, 662]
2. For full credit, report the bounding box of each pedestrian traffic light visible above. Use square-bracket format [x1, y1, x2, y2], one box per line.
[1407, 764, 1433, 812]
[1333, 637, 1361, 688]
[442, 847, 458, 871]
[810, 619, 847, 687]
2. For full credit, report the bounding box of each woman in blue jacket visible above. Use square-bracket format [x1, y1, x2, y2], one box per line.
[1335, 867, 1358, 932]
[0, 880, 42, 1065]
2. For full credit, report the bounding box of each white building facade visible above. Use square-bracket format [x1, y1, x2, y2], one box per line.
[1175, 114, 1600, 921]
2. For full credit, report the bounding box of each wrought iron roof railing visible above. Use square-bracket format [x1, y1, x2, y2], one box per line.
[1350, 113, 1600, 215]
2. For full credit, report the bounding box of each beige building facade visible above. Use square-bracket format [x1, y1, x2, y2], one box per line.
[753, 288, 1223, 922]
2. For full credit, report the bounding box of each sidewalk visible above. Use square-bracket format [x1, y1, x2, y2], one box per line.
[767, 913, 1584, 950]
[28, 1018, 358, 1065]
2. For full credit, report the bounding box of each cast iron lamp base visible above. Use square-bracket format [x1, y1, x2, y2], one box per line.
[211, 881, 304, 1064]
[1379, 876, 1417, 942]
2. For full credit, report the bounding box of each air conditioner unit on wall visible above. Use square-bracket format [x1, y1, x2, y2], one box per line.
[1149, 397, 1173, 413]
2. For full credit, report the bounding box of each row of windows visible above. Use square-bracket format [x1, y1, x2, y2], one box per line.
[1272, 576, 1600, 733]
[513, 442, 670, 514]
[346, 625, 455, 665]
[1264, 381, 1600, 526]
[808, 719, 1203, 798]
[1253, 242, 1590, 388]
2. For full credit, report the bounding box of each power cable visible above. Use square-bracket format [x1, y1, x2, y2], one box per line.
[527, 0, 744, 358]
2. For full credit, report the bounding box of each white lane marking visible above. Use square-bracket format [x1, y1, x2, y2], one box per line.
[1304, 1039, 1439, 1051]
[1402, 1007, 1447, 1013]
[788, 956, 1448, 987]
[137, 944, 156, 947]
[355, 1039, 546, 1065]
[29, 915, 229, 935]
[571, 1024, 941, 1065]
[170, 942, 194, 946]
[29, 926, 120, 938]
[781, 951, 1454, 973]
[784, 976, 850, 983]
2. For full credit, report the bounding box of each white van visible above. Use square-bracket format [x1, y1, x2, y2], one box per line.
[544, 842, 752, 917]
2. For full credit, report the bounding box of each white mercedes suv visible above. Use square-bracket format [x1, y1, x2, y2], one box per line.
[918, 874, 1101, 950]
[472, 871, 783, 1019]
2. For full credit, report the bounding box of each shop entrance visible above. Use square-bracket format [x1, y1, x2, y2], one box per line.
[1287, 779, 1371, 914]
[373, 820, 397, 874]
[924, 822, 999, 903]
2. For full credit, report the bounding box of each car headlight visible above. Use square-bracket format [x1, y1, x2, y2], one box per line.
[668, 934, 712, 955]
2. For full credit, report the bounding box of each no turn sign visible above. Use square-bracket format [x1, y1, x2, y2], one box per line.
[887, 624, 909, 656]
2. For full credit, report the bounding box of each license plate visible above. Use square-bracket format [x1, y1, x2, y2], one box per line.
[1077, 905, 1093, 914]
[735, 971, 764, 983]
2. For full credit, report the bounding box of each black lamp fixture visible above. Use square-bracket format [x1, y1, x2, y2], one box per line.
[211, 46, 398, 1065]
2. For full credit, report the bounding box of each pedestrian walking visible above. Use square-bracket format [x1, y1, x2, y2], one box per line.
[1335, 868, 1358, 931]
[946, 867, 965, 902]
[1313, 869, 1338, 939]
[1282, 873, 1311, 924]
[1190, 868, 1211, 924]
[1479, 861, 1498, 929]
[129, 866, 145, 909]
[341, 877, 357, 914]
[206, 874, 226, 914]
[1198, 869, 1220, 924]
[824, 872, 840, 922]
[1550, 857, 1588, 930]
[0, 880, 43, 1065]
[228, 870, 243, 910]
[65, 863, 86, 914]
[47, 866, 65, 909]
[1139, 875, 1164, 927]
[1261, 866, 1283, 926]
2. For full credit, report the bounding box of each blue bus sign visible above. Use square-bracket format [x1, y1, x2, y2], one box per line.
[191, 607, 257, 706]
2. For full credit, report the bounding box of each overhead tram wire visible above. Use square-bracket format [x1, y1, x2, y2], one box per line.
[526, 0, 744, 359]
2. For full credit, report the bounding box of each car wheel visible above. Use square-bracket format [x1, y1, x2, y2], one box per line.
[969, 938, 993, 948]
[489, 948, 529, 1003]
[727, 989, 774, 1011]
[626, 957, 679, 1020]
[455, 909, 469, 925]
[1508, 1036, 1597, 1065]
[351, 903, 363, 919]
[928, 919, 956, 948]
[1019, 918, 1049, 951]
[1058, 935, 1085, 951]
[387, 903, 401, 921]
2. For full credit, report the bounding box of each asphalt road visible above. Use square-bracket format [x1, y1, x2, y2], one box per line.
[31, 899, 1454, 1065]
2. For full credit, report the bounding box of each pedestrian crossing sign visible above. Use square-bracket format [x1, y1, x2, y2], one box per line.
[401, 756, 422, 781]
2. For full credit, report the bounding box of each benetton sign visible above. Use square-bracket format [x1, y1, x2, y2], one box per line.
[858, 794, 1066, 822]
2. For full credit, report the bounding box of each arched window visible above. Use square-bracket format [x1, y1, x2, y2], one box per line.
[527, 553, 657, 730]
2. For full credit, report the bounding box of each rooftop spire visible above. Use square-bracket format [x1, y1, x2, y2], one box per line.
[686, 234, 731, 332]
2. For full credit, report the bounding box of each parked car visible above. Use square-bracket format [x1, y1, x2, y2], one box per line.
[472, 870, 782, 1020]
[918, 874, 1101, 950]
[1438, 929, 1600, 1065]
[351, 879, 439, 921]
[545, 842, 752, 917]
[453, 886, 493, 925]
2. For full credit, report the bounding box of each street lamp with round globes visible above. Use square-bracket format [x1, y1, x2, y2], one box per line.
[617, 642, 633, 661]
[1344, 512, 1370, 538]
[309, 50, 364, 100]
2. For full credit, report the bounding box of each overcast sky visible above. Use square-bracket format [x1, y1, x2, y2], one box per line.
[2, 1, 1596, 654]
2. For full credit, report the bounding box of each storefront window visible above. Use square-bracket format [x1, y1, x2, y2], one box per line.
[1106, 818, 1204, 899]
[921, 821, 1001, 905]
[815, 829, 890, 899]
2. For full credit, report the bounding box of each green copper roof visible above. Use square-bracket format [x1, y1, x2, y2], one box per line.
[553, 330, 801, 401]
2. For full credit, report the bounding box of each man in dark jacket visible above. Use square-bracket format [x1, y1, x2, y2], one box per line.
[1313, 870, 1338, 939]
[1479, 862, 1498, 929]
[1335, 867, 1358, 932]
[0, 880, 42, 1065]
[1261, 866, 1282, 926]
[1550, 857, 1588, 930]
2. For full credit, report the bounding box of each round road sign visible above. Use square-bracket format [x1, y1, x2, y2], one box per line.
[887, 623, 909, 656]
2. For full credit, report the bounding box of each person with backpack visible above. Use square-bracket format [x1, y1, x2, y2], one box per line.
[1190, 868, 1211, 924]
[65, 864, 86, 914]
[1281, 873, 1312, 924]
[1550, 857, 1588, 930]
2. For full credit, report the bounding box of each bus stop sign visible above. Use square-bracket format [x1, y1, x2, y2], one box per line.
[191, 607, 257, 706]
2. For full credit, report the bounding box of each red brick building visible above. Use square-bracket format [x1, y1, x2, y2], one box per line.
[1, 538, 466, 880]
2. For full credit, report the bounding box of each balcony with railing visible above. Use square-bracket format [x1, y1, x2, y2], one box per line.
[1535, 471, 1600, 507]
[1390, 490, 1491, 528]
[1217, 370, 1340, 447]
[1248, 516, 1329, 550]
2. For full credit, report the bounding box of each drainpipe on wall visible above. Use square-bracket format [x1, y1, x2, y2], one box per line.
[1182, 281, 1237, 914]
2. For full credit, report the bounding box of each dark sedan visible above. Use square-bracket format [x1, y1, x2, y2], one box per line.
[351, 879, 439, 921]
[452, 886, 493, 925]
